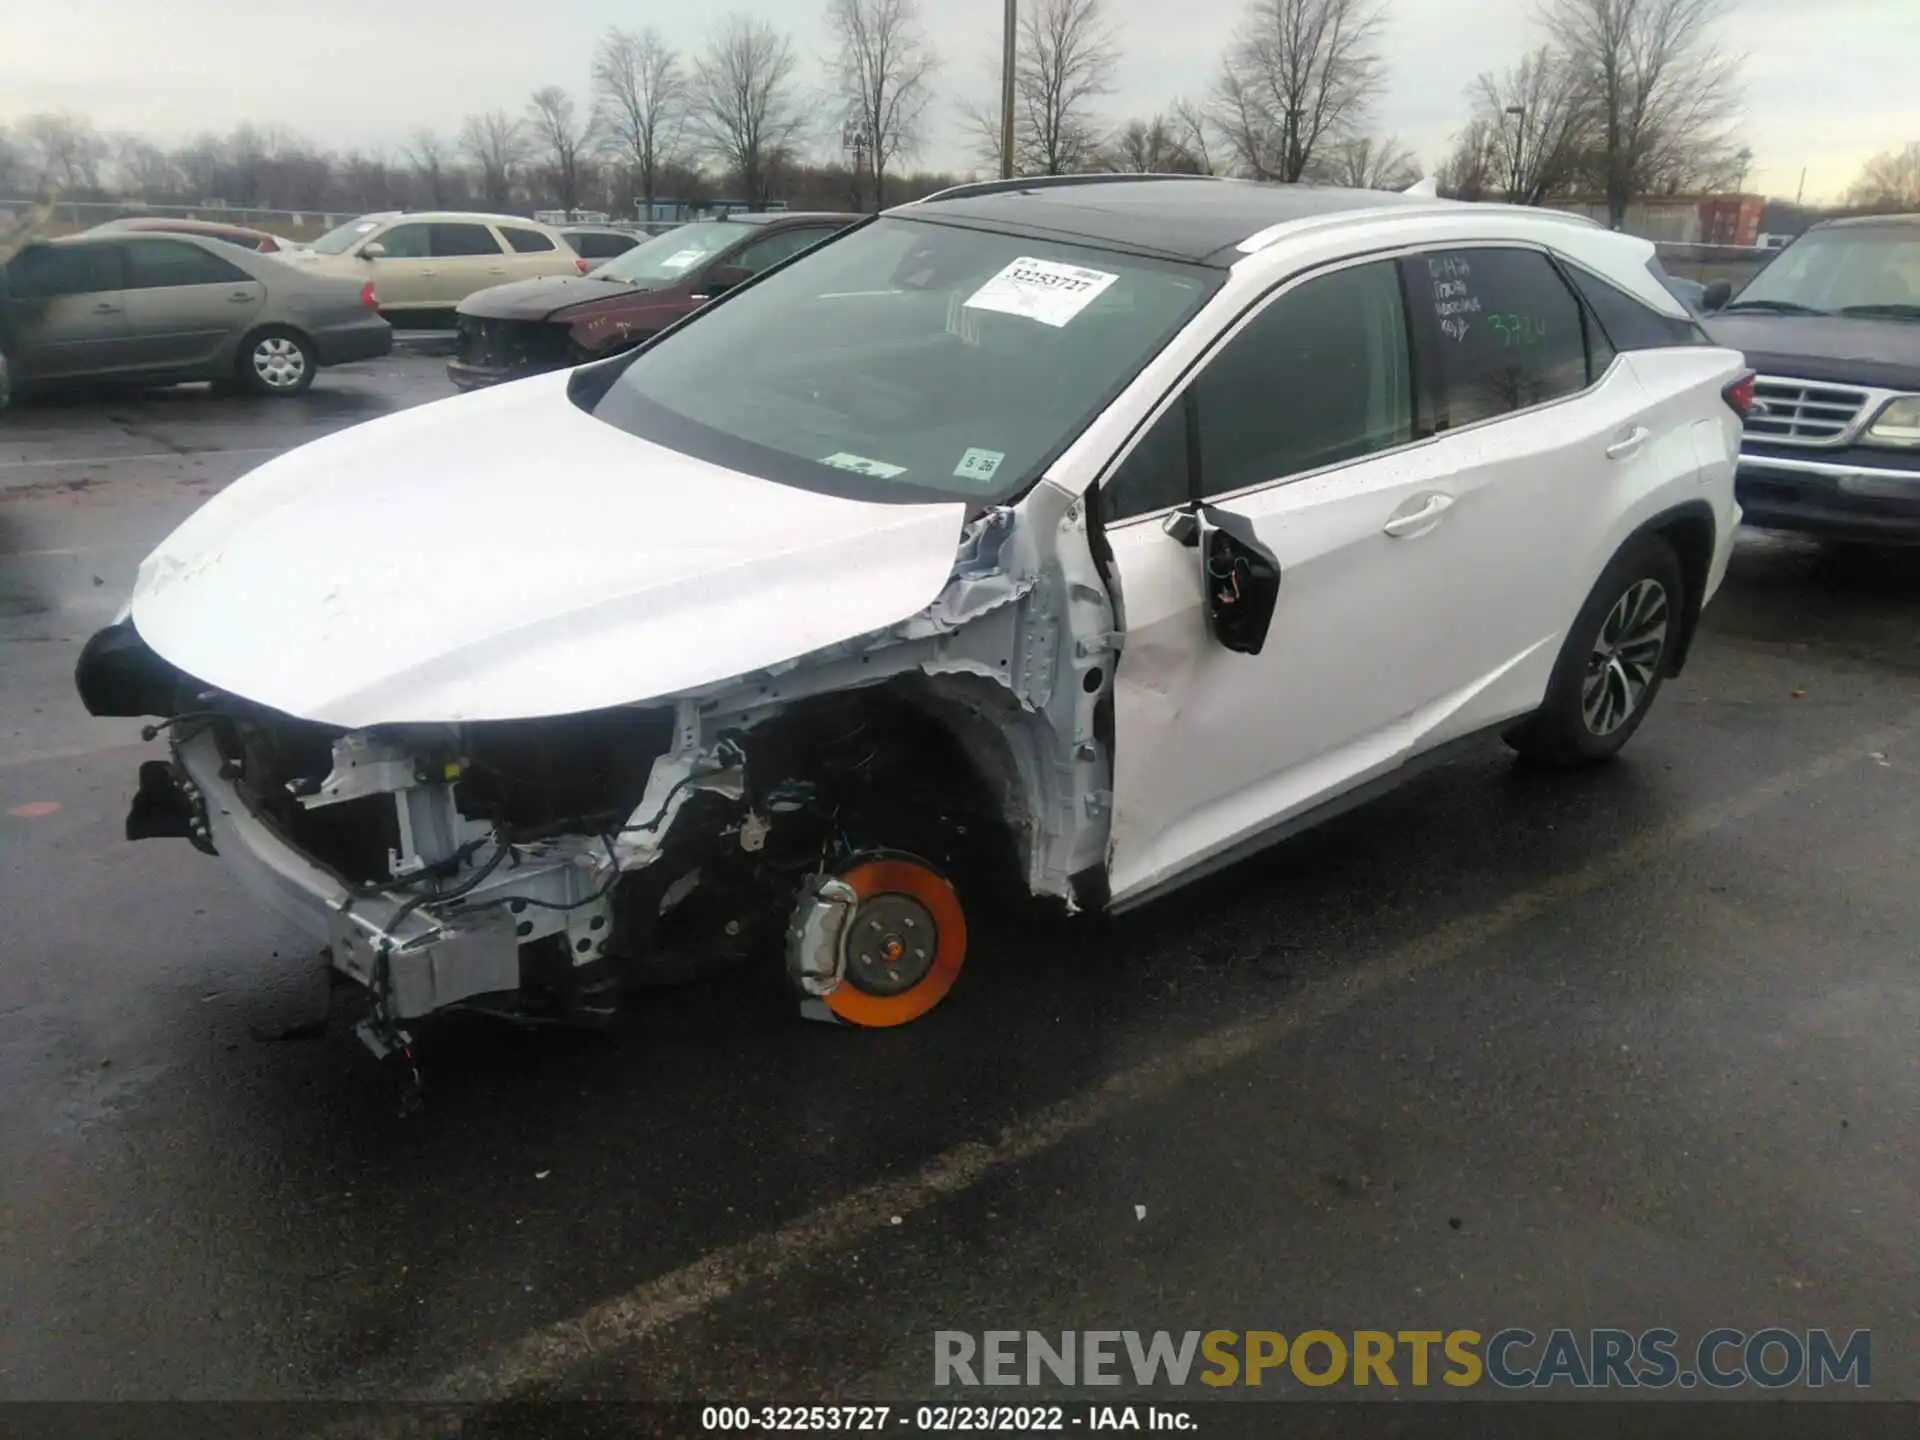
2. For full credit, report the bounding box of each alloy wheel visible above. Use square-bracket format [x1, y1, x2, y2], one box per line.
[1582, 578, 1669, 736]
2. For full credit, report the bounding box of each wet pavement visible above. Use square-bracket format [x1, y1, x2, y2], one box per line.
[1, 359, 1916, 1407]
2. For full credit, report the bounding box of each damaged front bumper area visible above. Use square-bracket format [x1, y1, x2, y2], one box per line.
[162, 722, 676, 1052]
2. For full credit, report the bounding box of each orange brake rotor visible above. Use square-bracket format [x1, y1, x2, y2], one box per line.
[823, 857, 968, 1027]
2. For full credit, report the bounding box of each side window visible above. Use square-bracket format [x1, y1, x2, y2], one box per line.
[377, 223, 433, 259]
[732, 227, 830, 274]
[1102, 397, 1194, 522]
[8, 244, 124, 298]
[573, 231, 636, 259]
[1194, 259, 1413, 497]
[1407, 247, 1587, 430]
[123, 239, 250, 289]
[500, 226, 556, 254]
[1566, 262, 1710, 352]
[430, 223, 503, 257]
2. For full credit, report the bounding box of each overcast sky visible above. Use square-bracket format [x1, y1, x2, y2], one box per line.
[1, 0, 1907, 203]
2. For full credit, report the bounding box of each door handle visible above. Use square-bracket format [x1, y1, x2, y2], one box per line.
[1606, 426, 1652, 460]
[93, 301, 120, 313]
[228, 291, 255, 303]
[488, 266, 506, 274]
[1381, 492, 1454, 537]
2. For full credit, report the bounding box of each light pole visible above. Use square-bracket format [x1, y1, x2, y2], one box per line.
[999, 0, 1017, 180]
[1505, 104, 1525, 203]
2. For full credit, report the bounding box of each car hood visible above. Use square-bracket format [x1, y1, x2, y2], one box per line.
[459, 275, 644, 322]
[1702, 313, 1920, 389]
[127, 373, 971, 728]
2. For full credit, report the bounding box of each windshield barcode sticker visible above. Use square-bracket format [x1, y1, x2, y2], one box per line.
[964, 257, 1120, 327]
[821, 452, 908, 478]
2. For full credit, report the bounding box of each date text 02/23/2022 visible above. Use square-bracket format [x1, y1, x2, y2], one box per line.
[700, 1404, 1192, 1431]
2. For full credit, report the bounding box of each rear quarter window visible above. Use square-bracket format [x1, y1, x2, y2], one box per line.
[1564, 262, 1711, 351]
[501, 226, 558, 254]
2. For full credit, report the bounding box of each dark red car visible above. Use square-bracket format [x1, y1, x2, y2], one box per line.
[447, 211, 860, 389]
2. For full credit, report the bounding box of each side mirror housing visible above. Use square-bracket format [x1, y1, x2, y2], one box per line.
[1701, 279, 1733, 313]
[360, 241, 388, 259]
[699, 263, 753, 297]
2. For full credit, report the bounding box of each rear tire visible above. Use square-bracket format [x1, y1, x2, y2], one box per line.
[238, 327, 316, 397]
[1506, 533, 1685, 770]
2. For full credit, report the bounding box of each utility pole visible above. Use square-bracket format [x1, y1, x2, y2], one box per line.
[1000, 0, 1017, 180]
[1505, 104, 1525, 203]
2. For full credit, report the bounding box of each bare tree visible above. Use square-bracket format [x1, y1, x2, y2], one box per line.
[1466, 46, 1596, 204]
[689, 15, 808, 206]
[405, 128, 452, 207]
[1847, 142, 1920, 212]
[1102, 115, 1206, 173]
[1168, 97, 1217, 175]
[1540, 0, 1741, 229]
[18, 111, 109, 193]
[527, 86, 593, 213]
[592, 26, 687, 220]
[1315, 133, 1419, 188]
[963, 0, 1119, 175]
[1434, 116, 1499, 200]
[1212, 0, 1386, 183]
[828, 0, 938, 210]
[461, 110, 528, 208]
[112, 136, 180, 199]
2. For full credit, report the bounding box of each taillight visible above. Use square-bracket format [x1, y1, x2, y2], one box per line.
[359, 281, 378, 309]
[574, 258, 592, 275]
[1722, 370, 1756, 417]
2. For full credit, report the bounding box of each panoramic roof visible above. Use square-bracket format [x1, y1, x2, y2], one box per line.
[907, 176, 1441, 265]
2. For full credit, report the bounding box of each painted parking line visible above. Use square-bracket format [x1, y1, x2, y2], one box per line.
[369, 710, 1920, 1410]
[0, 447, 281, 471]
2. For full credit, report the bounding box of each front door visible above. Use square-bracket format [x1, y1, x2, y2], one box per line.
[363, 221, 437, 312]
[4, 242, 130, 381]
[119, 237, 264, 370]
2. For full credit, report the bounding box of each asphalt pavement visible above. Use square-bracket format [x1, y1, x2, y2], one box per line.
[2, 357, 1916, 1411]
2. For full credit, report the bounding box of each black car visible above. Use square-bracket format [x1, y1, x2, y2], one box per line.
[1700, 214, 1920, 541]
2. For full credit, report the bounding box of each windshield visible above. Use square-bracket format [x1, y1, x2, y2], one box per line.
[1732, 226, 1920, 316]
[595, 222, 756, 287]
[588, 217, 1220, 505]
[309, 217, 385, 255]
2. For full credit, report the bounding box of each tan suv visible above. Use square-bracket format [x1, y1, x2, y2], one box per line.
[289, 212, 585, 326]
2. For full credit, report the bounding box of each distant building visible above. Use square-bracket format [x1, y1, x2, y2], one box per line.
[1554, 193, 1765, 247]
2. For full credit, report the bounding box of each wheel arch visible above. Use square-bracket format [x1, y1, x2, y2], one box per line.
[1627, 500, 1716, 677]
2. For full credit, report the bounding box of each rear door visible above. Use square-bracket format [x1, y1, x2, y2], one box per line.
[3, 243, 130, 380]
[119, 237, 263, 370]
[427, 222, 511, 303]
[1398, 244, 1664, 703]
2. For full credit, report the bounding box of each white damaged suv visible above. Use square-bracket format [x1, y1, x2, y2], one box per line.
[76, 176, 1750, 1052]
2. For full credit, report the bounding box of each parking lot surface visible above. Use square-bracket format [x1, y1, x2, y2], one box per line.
[2, 356, 1916, 1403]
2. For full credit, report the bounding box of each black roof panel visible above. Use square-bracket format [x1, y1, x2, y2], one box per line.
[905, 176, 1440, 264]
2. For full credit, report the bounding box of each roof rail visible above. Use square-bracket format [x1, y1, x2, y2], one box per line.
[914, 172, 1230, 205]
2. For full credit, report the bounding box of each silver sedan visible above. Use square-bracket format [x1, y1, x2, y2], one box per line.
[1, 230, 391, 398]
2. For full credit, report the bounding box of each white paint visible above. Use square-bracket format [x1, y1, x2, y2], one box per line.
[964, 257, 1119, 328]
[1087, 213, 1746, 904]
[128, 372, 969, 727]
